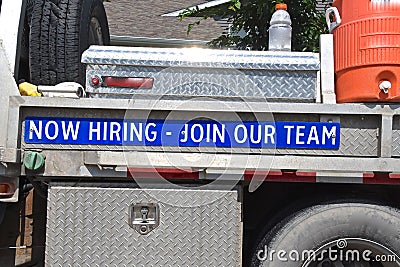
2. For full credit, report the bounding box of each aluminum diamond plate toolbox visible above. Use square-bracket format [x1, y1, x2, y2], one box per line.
[82, 46, 319, 101]
[46, 184, 242, 267]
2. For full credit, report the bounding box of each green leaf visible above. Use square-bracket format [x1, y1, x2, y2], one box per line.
[234, 0, 241, 10]
[187, 23, 194, 35]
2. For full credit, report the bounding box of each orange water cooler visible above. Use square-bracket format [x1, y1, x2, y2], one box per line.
[327, 0, 400, 103]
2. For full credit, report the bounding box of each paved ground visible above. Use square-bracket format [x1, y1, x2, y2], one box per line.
[104, 0, 226, 41]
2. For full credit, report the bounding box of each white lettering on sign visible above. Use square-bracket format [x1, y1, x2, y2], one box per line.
[296, 125, 306, 145]
[123, 122, 128, 141]
[145, 123, 157, 142]
[89, 122, 101, 141]
[307, 126, 319, 145]
[250, 125, 262, 144]
[264, 125, 275, 144]
[25, 119, 338, 148]
[61, 121, 80, 140]
[30, 120, 78, 141]
[29, 120, 160, 142]
[180, 123, 226, 143]
[103, 122, 108, 141]
[29, 120, 42, 140]
[234, 125, 248, 144]
[191, 124, 204, 142]
[121, 122, 144, 142]
[167, 123, 277, 145]
[284, 125, 336, 146]
[232, 124, 277, 145]
[130, 123, 143, 142]
[284, 125, 294, 145]
[110, 122, 121, 141]
[88, 121, 155, 142]
[323, 126, 336, 145]
[44, 121, 58, 140]
[213, 124, 225, 143]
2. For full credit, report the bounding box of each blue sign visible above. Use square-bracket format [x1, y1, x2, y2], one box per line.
[24, 117, 340, 149]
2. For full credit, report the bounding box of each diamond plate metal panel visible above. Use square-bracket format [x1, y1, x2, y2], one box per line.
[46, 185, 241, 267]
[392, 116, 400, 156]
[393, 130, 400, 156]
[85, 65, 317, 100]
[83, 46, 319, 101]
[82, 46, 320, 70]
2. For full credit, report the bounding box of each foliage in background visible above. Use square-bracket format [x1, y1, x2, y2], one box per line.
[179, 0, 331, 52]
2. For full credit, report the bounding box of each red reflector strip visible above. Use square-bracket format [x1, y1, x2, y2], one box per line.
[127, 168, 199, 180]
[389, 173, 400, 179]
[363, 172, 375, 178]
[296, 171, 317, 177]
[103, 77, 153, 89]
[363, 173, 400, 184]
[244, 171, 316, 183]
[0, 183, 15, 197]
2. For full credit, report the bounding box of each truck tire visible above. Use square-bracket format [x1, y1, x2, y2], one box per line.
[250, 203, 400, 267]
[29, 0, 109, 85]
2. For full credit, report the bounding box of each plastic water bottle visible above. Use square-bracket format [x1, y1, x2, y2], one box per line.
[268, 3, 292, 51]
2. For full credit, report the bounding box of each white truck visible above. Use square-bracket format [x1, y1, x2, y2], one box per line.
[0, 0, 399, 266]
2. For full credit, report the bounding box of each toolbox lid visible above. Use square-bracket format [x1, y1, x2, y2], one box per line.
[82, 46, 319, 71]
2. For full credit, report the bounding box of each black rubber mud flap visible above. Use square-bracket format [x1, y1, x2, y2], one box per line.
[29, 0, 109, 85]
[250, 203, 400, 267]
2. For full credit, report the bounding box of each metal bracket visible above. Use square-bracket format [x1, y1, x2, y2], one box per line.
[316, 171, 363, 184]
[128, 203, 159, 235]
[319, 34, 336, 104]
[380, 114, 393, 158]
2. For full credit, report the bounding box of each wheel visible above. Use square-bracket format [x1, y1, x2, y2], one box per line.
[28, 0, 110, 85]
[250, 203, 400, 267]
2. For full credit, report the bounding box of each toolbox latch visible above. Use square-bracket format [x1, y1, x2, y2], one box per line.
[128, 203, 159, 235]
